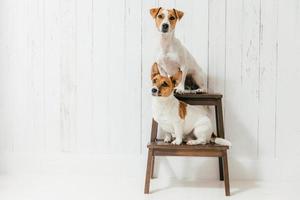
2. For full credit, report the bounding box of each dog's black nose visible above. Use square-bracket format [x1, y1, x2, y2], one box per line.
[162, 23, 169, 32]
[151, 88, 158, 93]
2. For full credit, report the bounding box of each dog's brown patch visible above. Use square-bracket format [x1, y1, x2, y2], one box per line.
[179, 101, 187, 119]
[150, 7, 161, 18]
[154, 9, 164, 29]
[172, 9, 184, 20]
[167, 9, 183, 30]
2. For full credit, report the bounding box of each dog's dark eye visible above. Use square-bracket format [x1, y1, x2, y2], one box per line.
[161, 82, 168, 87]
[153, 79, 156, 84]
[158, 15, 163, 19]
[169, 16, 175, 20]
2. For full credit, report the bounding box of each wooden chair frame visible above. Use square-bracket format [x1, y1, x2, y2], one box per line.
[144, 93, 230, 196]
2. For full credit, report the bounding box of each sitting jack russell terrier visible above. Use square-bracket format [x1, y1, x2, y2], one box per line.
[151, 62, 231, 146]
[150, 7, 206, 94]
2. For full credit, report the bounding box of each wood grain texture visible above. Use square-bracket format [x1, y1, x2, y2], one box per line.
[208, 0, 226, 94]
[258, 0, 278, 158]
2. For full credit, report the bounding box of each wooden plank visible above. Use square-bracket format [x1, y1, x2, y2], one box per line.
[224, 0, 243, 158]
[123, 0, 142, 153]
[148, 141, 228, 150]
[225, 0, 261, 159]
[239, 0, 260, 159]
[12, 0, 45, 152]
[141, 0, 159, 154]
[60, 0, 78, 152]
[93, 0, 142, 154]
[92, 0, 110, 153]
[174, 93, 222, 99]
[258, 0, 278, 158]
[76, 0, 94, 153]
[276, 0, 300, 159]
[154, 150, 224, 157]
[0, 0, 19, 152]
[44, 0, 61, 152]
[105, 0, 127, 153]
[208, 0, 226, 94]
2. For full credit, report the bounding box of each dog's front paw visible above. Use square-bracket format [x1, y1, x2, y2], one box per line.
[190, 88, 206, 94]
[186, 140, 196, 145]
[175, 88, 187, 94]
[171, 138, 182, 145]
[187, 139, 206, 145]
[164, 135, 172, 143]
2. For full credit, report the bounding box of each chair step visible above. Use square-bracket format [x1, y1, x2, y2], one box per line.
[174, 93, 222, 99]
[147, 140, 229, 150]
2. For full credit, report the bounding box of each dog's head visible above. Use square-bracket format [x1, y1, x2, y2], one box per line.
[151, 63, 182, 97]
[150, 7, 184, 34]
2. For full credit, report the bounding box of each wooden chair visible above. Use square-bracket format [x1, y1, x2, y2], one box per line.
[144, 93, 230, 196]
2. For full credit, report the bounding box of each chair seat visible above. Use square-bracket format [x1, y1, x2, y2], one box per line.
[147, 140, 229, 150]
[174, 93, 222, 99]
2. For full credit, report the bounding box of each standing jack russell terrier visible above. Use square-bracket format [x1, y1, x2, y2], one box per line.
[150, 7, 206, 94]
[151, 62, 231, 146]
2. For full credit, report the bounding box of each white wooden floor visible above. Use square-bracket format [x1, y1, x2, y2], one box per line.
[0, 174, 298, 200]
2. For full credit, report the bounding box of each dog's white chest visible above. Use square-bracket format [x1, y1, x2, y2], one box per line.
[152, 97, 178, 133]
[153, 112, 175, 133]
[158, 51, 181, 76]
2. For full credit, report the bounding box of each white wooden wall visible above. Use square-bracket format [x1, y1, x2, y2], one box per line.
[0, 0, 299, 180]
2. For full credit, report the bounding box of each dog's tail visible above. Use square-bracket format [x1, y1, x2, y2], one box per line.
[211, 133, 232, 147]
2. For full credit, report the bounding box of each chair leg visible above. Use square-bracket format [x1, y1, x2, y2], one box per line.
[150, 156, 155, 179]
[218, 157, 224, 181]
[215, 99, 226, 182]
[144, 149, 153, 194]
[223, 151, 230, 196]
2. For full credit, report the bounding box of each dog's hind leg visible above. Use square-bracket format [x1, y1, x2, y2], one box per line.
[187, 121, 212, 145]
[175, 69, 188, 94]
[191, 69, 206, 93]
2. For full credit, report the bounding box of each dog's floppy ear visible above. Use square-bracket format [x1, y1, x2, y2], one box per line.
[170, 70, 182, 86]
[151, 62, 160, 80]
[173, 8, 184, 20]
[150, 7, 161, 18]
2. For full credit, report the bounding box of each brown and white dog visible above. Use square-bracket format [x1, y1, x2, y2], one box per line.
[151, 62, 231, 146]
[150, 7, 206, 93]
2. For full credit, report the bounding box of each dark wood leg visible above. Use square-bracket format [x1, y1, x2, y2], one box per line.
[223, 151, 230, 196]
[215, 101, 225, 181]
[218, 157, 224, 181]
[144, 149, 153, 194]
[215, 105, 224, 181]
[150, 156, 155, 179]
[216, 100, 225, 139]
[150, 119, 158, 142]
